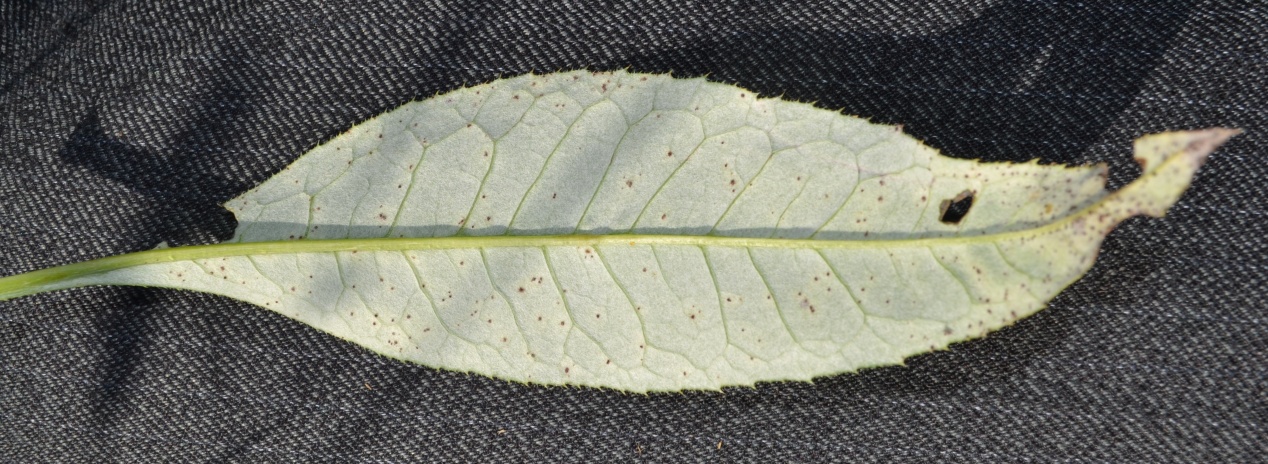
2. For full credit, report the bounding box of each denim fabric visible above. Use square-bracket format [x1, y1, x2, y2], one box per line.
[1, 1, 1264, 462]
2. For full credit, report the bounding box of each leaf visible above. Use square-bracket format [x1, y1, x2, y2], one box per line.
[0, 70, 1237, 392]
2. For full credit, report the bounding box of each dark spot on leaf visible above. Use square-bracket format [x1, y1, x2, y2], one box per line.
[939, 190, 975, 224]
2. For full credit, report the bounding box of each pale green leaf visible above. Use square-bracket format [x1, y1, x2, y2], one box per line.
[0, 70, 1237, 392]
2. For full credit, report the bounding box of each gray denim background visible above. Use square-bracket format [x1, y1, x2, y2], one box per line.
[2, 1, 1265, 462]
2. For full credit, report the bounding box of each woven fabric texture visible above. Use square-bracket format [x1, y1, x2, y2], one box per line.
[2, 1, 1264, 462]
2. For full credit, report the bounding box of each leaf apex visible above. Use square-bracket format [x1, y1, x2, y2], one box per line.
[1132, 128, 1241, 174]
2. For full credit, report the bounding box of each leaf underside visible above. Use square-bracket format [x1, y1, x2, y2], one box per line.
[1, 70, 1236, 392]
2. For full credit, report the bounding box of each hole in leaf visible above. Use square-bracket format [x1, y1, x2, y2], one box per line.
[939, 190, 975, 224]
